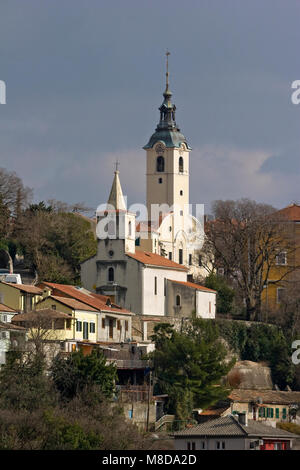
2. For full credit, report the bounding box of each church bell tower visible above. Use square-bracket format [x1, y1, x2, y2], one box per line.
[143, 52, 191, 223]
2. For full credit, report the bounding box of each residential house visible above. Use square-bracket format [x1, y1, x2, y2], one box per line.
[0, 281, 43, 313]
[174, 414, 298, 450]
[0, 321, 26, 365]
[198, 389, 300, 425]
[0, 302, 17, 323]
[38, 282, 134, 346]
[262, 203, 300, 313]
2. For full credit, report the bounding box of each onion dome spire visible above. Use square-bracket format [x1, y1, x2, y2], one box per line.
[143, 52, 191, 150]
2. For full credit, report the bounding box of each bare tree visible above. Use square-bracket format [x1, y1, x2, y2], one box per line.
[206, 199, 299, 321]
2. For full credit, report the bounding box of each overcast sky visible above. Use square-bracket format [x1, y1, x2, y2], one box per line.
[0, 0, 299, 215]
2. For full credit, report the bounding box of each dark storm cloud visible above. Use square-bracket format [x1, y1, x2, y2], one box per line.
[0, 0, 299, 212]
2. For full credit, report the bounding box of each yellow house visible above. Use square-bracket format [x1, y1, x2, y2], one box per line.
[38, 282, 134, 345]
[262, 204, 300, 314]
[36, 295, 98, 345]
[0, 282, 43, 313]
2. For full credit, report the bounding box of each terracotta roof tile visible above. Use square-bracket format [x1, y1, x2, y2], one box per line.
[168, 279, 217, 293]
[40, 282, 132, 315]
[0, 303, 17, 313]
[46, 296, 98, 312]
[0, 282, 43, 294]
[0, 321, 26, 331]
[276, 203, 300, 222]
[126, 251, 188, 271]
[229, 388, 300, 404]
[12, 308, 71, 322]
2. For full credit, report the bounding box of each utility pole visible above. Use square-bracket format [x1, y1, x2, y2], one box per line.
[146, 370, 152, 432]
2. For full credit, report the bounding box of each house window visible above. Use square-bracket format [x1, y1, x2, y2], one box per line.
[176, 295, 181, 306]
[135, 237, 140, 246]
[276, 251, 287, 265]
[83, 322, 89, 340]
[66, 319, 72, 330]
[187, 442, 195, 450]
[180, 190, 183, 196]
[128, 221, 132, 237]
[158, 177, 163, 184]
[76, 320, 82, 332]
[169, 252, 172, 260]
[90, 322, 95, 334]
[108, 267, 114, 282]
[102, 318, 105, 329]
[216, 441, 226, 450]
[189, 254, 192, 265]
[164, 278, 167, 296]
[180, 210, 183, 216]
[156, 156, 165, 172]
[2, 315, 7, 322]
[117, 320, 121, 331]
[276, 287, 285, 304]
[179, 156, 184, 173]
[198, 255, 202, 266]
[154, 276, 157, 295]
[125, 320, 128, 332]
[179, 249, 183, 264]
[52, 305, 56, 310]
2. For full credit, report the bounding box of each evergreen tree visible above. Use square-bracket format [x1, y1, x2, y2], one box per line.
[150, 319, 234, 421]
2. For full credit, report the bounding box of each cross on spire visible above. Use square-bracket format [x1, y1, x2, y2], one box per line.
[166, 50, 170, 90]
[115, 160, 120, 173]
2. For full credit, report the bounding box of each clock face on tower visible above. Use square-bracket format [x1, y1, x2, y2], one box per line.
[155, 143, 165, 154]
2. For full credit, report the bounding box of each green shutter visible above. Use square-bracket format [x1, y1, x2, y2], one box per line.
[282, 408, 287, 419]
[275, 408, 279, 419]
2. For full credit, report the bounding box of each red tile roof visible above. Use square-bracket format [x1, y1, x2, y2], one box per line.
[48, 296, 98, 312]
[169, 279, 217, 293]
[0, 303, 17, 313]
[12, 308, 71, 322]
[126, 251, 188, 271]
[0, 282, 43, 294]
[0, 321, 26, 331]
[40, 282, 132, 316]
[276, 203, 300, 222]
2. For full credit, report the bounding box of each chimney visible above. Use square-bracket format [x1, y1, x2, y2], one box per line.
[238, 412, 248, 426]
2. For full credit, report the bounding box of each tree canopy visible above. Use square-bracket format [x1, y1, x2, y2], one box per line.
[150, 319, 234, 421]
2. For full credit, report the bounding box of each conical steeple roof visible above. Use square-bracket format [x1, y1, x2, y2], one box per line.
[107, 169, 126, 211]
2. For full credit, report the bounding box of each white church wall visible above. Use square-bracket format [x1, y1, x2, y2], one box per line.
[196, 290, 216, 319]
[142, 267, 186, 316]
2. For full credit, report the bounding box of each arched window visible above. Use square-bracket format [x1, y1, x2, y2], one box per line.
[176, 295, 181, 306]
[128, 221, 132, 237]
[179, 156, 184, 173]
[156, 156, 165, 172]
[108, 267, 114, 282]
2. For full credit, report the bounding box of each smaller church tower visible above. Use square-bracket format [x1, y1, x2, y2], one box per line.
[96, 167, 136, 257]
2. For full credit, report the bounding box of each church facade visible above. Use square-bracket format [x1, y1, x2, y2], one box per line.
[81, 59, 215, 319]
